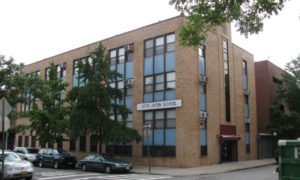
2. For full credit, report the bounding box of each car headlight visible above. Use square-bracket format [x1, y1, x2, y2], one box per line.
[5, 165, 13, 171]
[115, 163, 122, 167]
[28, 155, 34, 158]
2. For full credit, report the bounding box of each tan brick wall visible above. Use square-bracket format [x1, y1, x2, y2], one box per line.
[16, 16, 257, 168]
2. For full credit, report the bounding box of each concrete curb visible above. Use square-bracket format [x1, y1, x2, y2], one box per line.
[131, 162, 277, 176]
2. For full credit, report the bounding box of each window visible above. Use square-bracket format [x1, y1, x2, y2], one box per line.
[273, 77, 283, 86]
[45, 68, 50, 80]
[199, 44, 206, 75]
[73, 57, 91, 87]
[142, 109, 176, 157]
[80, 136, 86, 152]
[70, 139, 76, 151]
[200, 85, 206, 111]
[223, 24, 227, 34]
[18, 136, 23, 147]
[223, 39, 231, 122]
[24, 136, 29, 147]
[243, 60, 248, 89]
[90, 135, 97, 152]
[48, 144, 54, 148]
[201, 119, 207, 156]
[144, 33, 176, 103]
[246, 123, 250, 153]
[245, 96, 249, 117]
[109, 45, 134, 81]
[31, 136, 36, 148]
[21, 72, 39, 117]
[107, 45, 134, 155]
[57, 136, 63, 149]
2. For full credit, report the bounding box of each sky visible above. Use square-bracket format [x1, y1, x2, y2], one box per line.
[1, 0, 299, 69]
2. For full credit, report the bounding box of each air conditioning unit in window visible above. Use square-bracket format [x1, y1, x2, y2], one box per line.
[124, 45, 133, 52]
[60, 63, 66, 69]
[124, 79, 133, 86]
[245, 118, 252, 123]
[200, 111, 210, 119]
[199, 75, 209, 84]
[244, 89, 251, 96]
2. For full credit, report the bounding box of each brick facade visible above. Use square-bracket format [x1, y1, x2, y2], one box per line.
[15, 16, 257, 168]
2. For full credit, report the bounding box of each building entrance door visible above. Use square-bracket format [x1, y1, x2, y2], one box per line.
[221, 141, 238, 162]
[221, 141, 232, 162]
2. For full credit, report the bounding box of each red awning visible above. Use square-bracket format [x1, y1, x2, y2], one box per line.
[219, 135, 241, 143]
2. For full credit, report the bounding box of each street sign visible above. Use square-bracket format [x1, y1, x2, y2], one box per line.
[142, 123, 153, 129]
[0, 98, 12, 117]
[0, 117, 10, 132]
[143, 128, 152, 139]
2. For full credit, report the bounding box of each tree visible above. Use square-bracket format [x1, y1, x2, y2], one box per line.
[29, 62, 70, 146]
[0, 55, 34, 134]
[276, 54, 300, 112]
[66, 42, 142, 153]
[265, 104, 300, 139]
[0, 55, 25, 121]
[265, 54, 300, 139]
[169, 0, 286, 47]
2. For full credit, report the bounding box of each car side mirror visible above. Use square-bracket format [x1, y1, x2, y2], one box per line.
[49, 153, 53, 156]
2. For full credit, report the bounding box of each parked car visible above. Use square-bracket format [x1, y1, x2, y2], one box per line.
[77, 153, 133, 173]
[0, 151, 34, 180]
[36, 148, 77, 169]
[13, 147, 39, 164]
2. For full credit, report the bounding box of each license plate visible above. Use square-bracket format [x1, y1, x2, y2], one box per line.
[68, 162, 72, 165]
[21, 171, 27, 175]
[126, 166, 129, 170]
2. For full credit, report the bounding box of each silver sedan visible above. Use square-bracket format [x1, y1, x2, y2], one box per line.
[0, 152, 34, 180]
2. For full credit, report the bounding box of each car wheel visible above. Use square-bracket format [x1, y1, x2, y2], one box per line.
[25, 176, 33, 180]
[38, 160, 44, 167]
[105, 165, 112, 174]
[82, 164, 88, 171]
[53, 160, 60, 169]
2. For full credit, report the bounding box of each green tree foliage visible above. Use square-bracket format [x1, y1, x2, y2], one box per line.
[66, 42, 142, 153]
[29, 62, 70, 146]
[276, 55, 300, 112]
[169, 0, 286, 47]
[265, 55, 300, 139]
[265, 104, 300, 139]
[0, 55, 25, 121]
[0, 55, 37, 134]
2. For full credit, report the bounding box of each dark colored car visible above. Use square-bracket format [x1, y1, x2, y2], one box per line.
[77, 153, 133, 173]
[36, 148, 77, 169]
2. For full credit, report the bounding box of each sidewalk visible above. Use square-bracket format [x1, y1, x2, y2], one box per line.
[132, 158, 276, 176]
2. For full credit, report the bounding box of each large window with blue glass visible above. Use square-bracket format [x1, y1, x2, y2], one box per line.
[20, 71, 40, 117]
[243, 60, 250, 153]
[106, 45, 134, 155]
[143, 109, 176, 157]
[144, 33, 176, 102]
[73, 57, 92, 87]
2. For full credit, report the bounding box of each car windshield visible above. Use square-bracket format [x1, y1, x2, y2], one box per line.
[53, 149, 69, 155]
[0, 153, 22, 162]
[25, 149, 39, 153]
[102, 154, 119, 161]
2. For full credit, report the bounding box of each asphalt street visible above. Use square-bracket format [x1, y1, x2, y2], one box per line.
[16, 164, 278, 180]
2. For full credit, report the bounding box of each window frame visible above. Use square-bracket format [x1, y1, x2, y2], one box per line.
[142, 109, 176, 157]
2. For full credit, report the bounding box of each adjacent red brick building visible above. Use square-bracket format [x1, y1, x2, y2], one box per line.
[255, 60, 288, 159]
